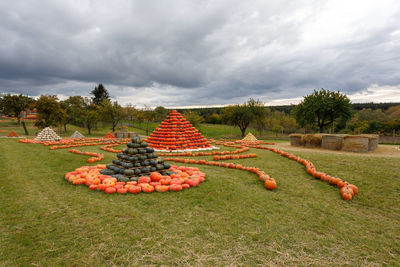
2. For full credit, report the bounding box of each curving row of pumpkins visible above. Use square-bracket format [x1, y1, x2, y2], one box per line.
[65, 164, 206, 194]
[165, 157, 277, 190]
[247, 144, 359, 200]
[157, 146, 249, 157]
[100, 142, 129, 153]
[49, 139, 129, 150]
[42, 138, 102, 146]
[68, 149, 104, 163]
[213, 154, 257, 160]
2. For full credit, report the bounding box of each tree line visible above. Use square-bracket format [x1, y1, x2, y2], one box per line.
[1, 85, 400, 137]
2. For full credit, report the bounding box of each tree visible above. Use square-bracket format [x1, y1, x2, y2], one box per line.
[222, 98, 266, 137]
[266, 110, 298, 134]
[252, 107, 270, 136]
[293, 89, 352, 133]
[272, 125, 284, 137]
[153, 106, 168, 122]
[60, 96, 86, 132]
[142, 106, 154, 136]
[387, 105, 400, 120]
[91, 83, 110, 106]
[0, 93, 35, 135]
[205, 112, 222, 124]
[81, 98, 100, 135]
[123, 103, 137, 122]
[100, 99, 124, 132]
[35, 95, 67, 129]
[346, 108, 390, 134]
[0, 94, 34, 123]
[182, 110, 204, 127]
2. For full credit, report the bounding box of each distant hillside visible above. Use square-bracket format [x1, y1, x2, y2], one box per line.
[175, 102, 400, 115]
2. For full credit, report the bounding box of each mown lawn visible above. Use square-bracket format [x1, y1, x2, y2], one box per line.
[0, 139, 399, 266]
[0, 120, 281, 140]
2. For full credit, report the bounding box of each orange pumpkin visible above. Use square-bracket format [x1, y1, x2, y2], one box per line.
[105, 187, 116, 194]
[347, 184, 358, 195]
[150, 172, 162, 182]
[128, 185, 141, 194]
[155, 185, 169, 192]
[264, 178, 277, 190]
[117, 188, 128, 194]
[169, 184, 183, 191]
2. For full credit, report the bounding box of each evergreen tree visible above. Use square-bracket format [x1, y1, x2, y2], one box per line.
[91, 83, 110, 106]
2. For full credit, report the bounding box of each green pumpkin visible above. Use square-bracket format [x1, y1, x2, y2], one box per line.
[100, 169, 114, 175]
[141, 167, 150, 173]
[163, 163, 171, 169]
[140, 142, 148, 147]
[156, 164, 164, 170]
[118, 176, 130, 183]
[134, 169, 141, 175]
[124, 169, 134, 176]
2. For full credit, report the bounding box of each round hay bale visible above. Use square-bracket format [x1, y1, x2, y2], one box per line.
[342, 135, 369, 153]
[361, 134, 379, 151]
[289, 134, 303, 146]
[301, 134, 322, 148]
[321, 135, 344, 150]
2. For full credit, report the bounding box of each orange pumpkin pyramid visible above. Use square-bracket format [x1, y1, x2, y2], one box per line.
[7, 130, 18, 137]
[104, 132, 116, 139]
[146, 110, 212, 151]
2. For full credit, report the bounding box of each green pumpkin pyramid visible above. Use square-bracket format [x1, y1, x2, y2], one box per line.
[100, 136, 172, 182]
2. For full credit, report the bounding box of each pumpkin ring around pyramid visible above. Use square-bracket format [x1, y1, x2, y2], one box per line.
[145, 110, 219, 152]
[65, 135, 206, 193]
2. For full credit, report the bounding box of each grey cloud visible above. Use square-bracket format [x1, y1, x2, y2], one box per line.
[0, 0, 400, 106]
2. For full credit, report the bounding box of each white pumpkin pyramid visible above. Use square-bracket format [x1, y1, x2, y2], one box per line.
[70, 130, 85, 139]
[34, 127, 61, 141]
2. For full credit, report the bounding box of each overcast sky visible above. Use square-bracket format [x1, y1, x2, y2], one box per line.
[1, 0, 400, 107]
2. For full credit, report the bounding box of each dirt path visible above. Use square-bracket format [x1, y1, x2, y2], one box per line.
[275, 142, 400, 158]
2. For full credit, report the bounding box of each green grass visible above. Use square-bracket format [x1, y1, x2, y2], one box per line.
[0, 119, 285, 141]
[0, 139, 399, 266]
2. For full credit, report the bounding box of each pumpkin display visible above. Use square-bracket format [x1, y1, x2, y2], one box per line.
[165, 157, 276, 191]
[34, 127, 61, 141]
[245, 143, 358, 200]
[7, 130, 19, 137]
[100, 136, 173, 181]
[65, 163, 206, 195]
[68, 149, 104, 163]
[104, 132, 117, 139]
[145, 110, 214, 152]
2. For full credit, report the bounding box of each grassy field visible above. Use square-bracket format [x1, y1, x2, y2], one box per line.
[0, 119, 283, 140]
[0, 136, 399, 266]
